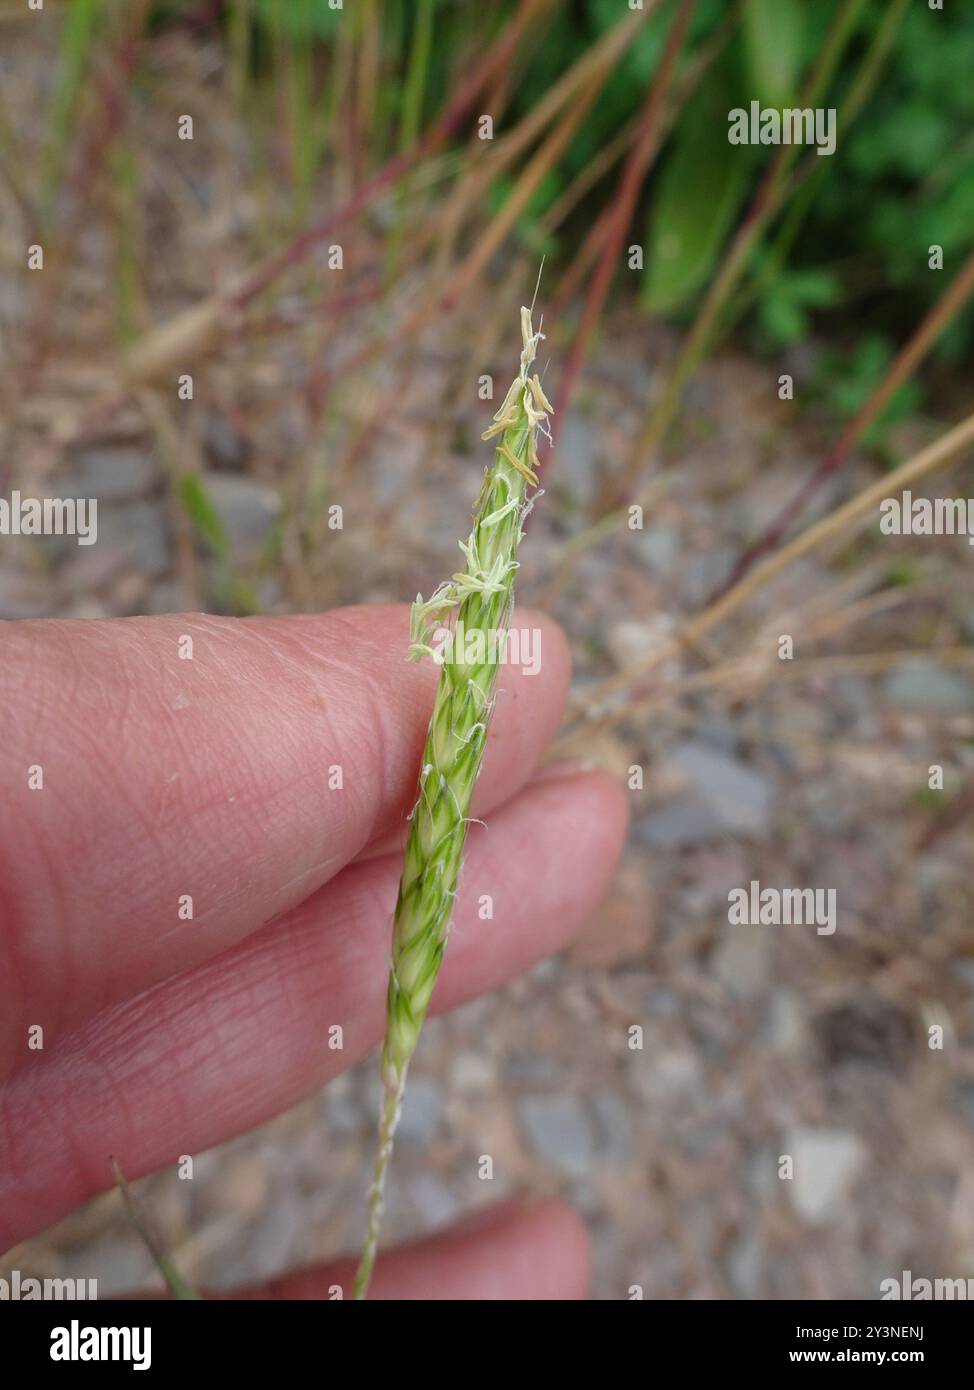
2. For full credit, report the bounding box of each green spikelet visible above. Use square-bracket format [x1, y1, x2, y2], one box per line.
[352, 308, 552, 1299]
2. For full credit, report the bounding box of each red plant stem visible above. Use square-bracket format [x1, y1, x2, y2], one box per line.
[549, 204, 614, 323]
[548, 0, 740, 334]
[547, 0, 698, 458]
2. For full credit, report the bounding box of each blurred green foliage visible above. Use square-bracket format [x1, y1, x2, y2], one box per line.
[754, 263, 842, 349]
[253, 0, 344, 41]
[812, 335, 922, 451]
[742, 0, 806, 109]
[642, 70, 751, 314]
[591, 0, 970, 364]
[232, 1, 973, 376]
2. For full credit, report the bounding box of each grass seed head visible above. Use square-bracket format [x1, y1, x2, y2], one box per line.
[352, 308, 552, 1299]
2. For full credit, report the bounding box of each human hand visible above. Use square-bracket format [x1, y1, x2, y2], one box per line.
[0, 606, 627, 1298]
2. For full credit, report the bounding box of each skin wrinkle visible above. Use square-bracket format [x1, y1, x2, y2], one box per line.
[0, 689, 86, 1028]
[138, 682, 240, 830]
[93, 998, 215, 1134]
[5, 702, 182, 1053]
[161, 636, 322, 800]
[36, 635, 138, 782]
[0, 992, 202, 1244]
[5, 729, 497, 1067]
[256, 617, 426, 820]
[339, 661, 408, 855]
[0, 627, 59, 744]
[135, 737, 294, 847]
[9, 608, 561, 978]
[261, 855, 344, 919]
[0, 631, 60, 978]
[187, 659, 398, 911]
[0, 1075, 30, 1201]
[110, 975, 223, 1093]
[154, 633, 375, 893]
[214, 867, 394, 1062]
[11, 849, 382, 1100]
[6, 623, 170, 900]
[169, 916, 365, 1109]
[0, 932, 27, 1081]
[171, 615, 410, 873]
[0, 949, 337, 1245]
[258, 608, 546, 823]
[0, 823, 77, 1074]
[11, 1044, 143, 1238]
[235, 612, 478, 871]
[209, 975, 333, 1109]
[2, 617, 403, 1058]
[128, 981, 265, 1120]
[221, 620, 387, 746]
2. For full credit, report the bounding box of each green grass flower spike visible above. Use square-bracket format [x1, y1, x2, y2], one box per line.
[352, 307, 552, 1299]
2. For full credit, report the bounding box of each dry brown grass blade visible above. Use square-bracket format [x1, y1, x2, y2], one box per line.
[564, 646, 974, 748]
[432, 6, 649, 276]
[441, 68, 608, 310]
[348, 12, 650, 372]
[111, 0, 555, 392]
[540, 116, 637, 238]
[718, 246, 974, 595]
[543, 243, 974, 596]
[569, 408, 974, 720]
[122, 295, 228, 385]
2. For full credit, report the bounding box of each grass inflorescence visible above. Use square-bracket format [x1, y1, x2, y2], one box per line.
[352, 307, 552, 1300]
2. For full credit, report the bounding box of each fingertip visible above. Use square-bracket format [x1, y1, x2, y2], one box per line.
[238, 1197, 590, 1301]
[511, 1198, 592, 1300]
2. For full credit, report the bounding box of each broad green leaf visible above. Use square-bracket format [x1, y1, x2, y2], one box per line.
[642, 80, 751, 315]
[742, 0, 807, 108]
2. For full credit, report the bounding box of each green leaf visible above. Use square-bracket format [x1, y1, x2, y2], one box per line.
[742, 0, 807, 108]
[178, 473, 230, 560]
[815, 336, 923, 442]
[254, 0, 344, 41]
[756, 266, 841, 347]
[642, 79, 751, 315]
[758, 289, 805, 346]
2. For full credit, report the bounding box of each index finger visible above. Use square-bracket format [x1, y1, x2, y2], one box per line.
[0, 605, 570, 1072]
